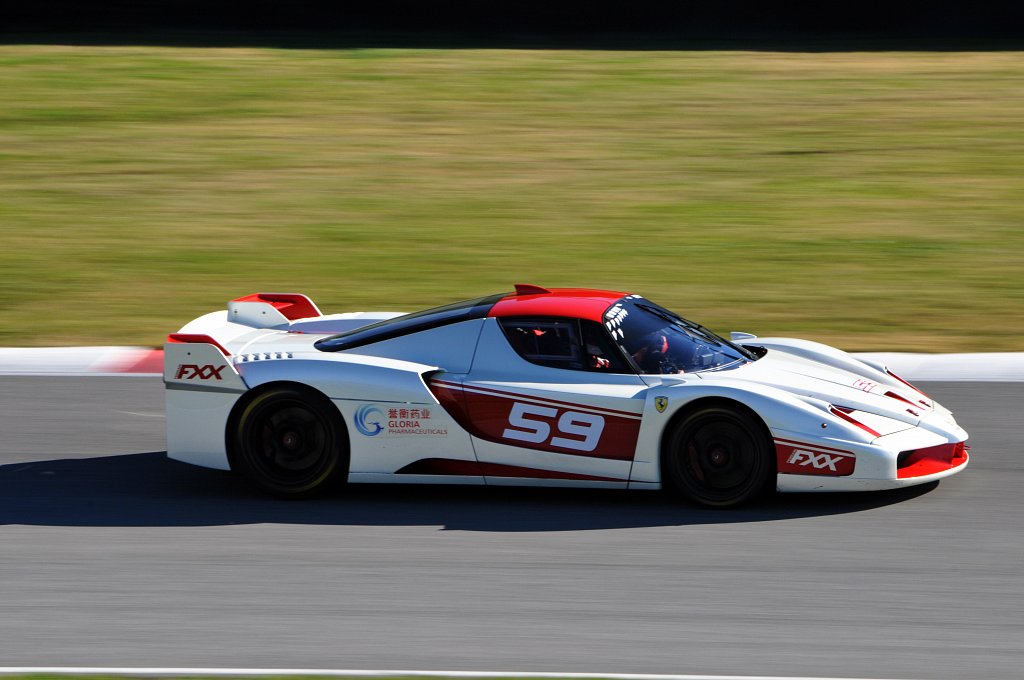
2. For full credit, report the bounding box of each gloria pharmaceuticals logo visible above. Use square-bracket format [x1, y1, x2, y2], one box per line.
[354, 404, 384, 436]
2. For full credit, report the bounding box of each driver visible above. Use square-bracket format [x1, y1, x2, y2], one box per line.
[632, 332, 682, 374]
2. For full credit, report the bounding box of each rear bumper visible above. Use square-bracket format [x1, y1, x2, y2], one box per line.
[165, 384, 242, 471]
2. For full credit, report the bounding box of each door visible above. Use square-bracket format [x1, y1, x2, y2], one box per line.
[458, 317, 649, 485]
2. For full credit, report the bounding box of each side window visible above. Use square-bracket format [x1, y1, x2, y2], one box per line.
[580, 320, 632, 373]
[499, 318, 632, 373]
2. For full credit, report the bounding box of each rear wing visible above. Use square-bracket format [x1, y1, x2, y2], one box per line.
[228, 292, 322, 329]
[166, 292, 323, 357]
[170, 292, 402, 356]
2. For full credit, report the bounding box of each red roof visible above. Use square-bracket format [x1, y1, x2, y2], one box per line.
[488, 287, 628, 322]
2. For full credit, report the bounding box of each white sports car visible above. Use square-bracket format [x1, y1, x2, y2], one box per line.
[165, 285, 969, 507]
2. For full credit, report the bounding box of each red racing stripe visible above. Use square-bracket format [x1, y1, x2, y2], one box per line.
[428, 378, 642, 461]
[776, 441, 856, 476]
[433, 379, 643, 419]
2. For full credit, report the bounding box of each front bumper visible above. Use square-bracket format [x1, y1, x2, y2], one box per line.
[778, 450, 968, 492]
[774, 418, 969, 493]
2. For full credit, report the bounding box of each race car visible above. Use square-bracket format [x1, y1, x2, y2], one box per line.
[164, 285, 969, 507]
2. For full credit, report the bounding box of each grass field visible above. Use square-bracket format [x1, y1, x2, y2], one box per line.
[1, 45, 1021, 350]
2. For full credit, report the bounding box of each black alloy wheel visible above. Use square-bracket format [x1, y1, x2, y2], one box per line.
[233, 386, 348, 498]
[664, 406, 772, 507]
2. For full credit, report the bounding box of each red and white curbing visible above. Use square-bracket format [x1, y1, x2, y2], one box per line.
[0, 347, 1022, 381]
[0, 346, 163, 376]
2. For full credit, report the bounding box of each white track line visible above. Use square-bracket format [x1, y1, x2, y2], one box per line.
[0, 669, 919, 680]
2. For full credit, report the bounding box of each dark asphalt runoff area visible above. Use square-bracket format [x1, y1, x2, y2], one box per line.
[0, 377, 1021, 679]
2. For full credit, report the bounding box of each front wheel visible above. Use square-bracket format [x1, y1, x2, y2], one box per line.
[232, 386, 348, 498]
[664, 406, 773, 508]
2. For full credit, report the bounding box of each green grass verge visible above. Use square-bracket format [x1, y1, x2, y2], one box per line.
[1, 46, 1022, 351]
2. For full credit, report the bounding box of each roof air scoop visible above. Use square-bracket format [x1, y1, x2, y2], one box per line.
[514, 284, 552, 296]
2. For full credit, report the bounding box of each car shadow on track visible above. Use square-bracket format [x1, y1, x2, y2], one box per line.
[0, 451, 939, 530]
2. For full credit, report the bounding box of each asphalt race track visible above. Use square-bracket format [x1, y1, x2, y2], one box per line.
[1, 377, 1021, 679]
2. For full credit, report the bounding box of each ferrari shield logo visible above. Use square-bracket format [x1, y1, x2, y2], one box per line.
[655, 396, 668, 413]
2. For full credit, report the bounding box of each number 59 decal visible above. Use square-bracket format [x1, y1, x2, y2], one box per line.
[502, 402, 605, 452]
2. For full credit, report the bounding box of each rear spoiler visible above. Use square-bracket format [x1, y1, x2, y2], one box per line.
[228, 292, 322, 329]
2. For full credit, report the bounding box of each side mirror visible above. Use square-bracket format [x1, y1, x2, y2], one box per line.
[730, 331, 757, 342]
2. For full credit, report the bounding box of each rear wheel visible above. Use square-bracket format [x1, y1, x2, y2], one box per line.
[664, 406, 772, 507]
[233, 386, 348, 498]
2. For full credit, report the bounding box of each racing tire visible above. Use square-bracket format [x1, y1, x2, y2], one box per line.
[232, 386, 349, 498]
[664, 406, 772, 508]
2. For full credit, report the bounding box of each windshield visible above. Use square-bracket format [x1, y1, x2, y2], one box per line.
[604, 296, 756, 374]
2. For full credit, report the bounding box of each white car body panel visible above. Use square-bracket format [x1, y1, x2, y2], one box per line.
[165, 291, 970, 498]
[164, 341, 247, 470]
[332, 397, 477, 481]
